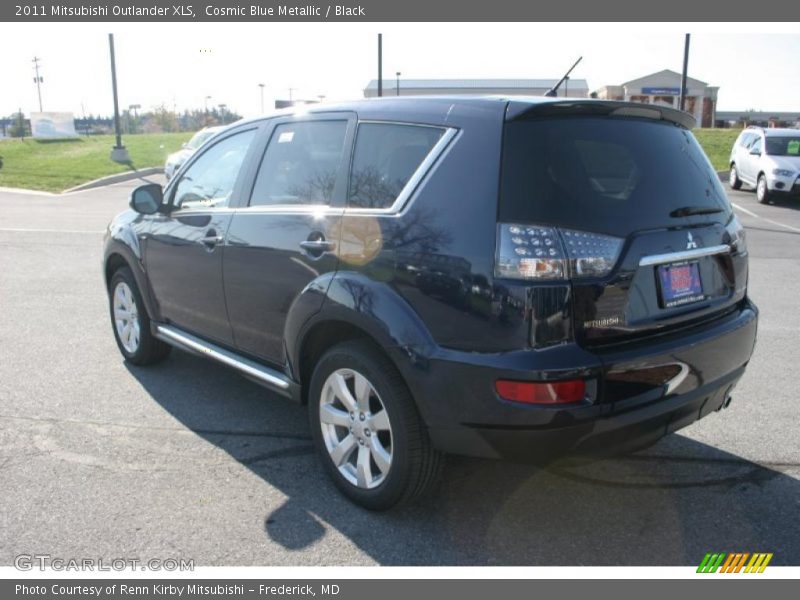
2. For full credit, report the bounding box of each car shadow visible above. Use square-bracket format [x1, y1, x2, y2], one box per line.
[125, 351, 799, 566]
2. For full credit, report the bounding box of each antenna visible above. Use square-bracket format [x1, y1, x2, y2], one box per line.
[544, 56, 583, 98]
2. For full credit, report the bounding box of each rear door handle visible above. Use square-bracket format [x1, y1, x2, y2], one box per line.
[300, 239, 335, 255]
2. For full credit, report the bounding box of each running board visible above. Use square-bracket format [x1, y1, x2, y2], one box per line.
[154, 324, 294, 398]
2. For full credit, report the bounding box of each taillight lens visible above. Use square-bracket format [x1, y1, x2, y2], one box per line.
[495, 379, 586, 404]
[725, 215, 747, 255]
[495, 223, 622, 281]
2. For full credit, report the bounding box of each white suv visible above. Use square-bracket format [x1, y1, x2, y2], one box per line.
[729, 127, 800, 203]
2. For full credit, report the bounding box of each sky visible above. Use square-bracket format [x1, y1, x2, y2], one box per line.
[0, 22, 798, 118]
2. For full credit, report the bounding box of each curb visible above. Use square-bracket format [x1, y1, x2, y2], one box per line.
[62, 167, 163, 194]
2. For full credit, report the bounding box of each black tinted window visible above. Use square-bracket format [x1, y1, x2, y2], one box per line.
[348, 123, 444, 209]
[250, 120, 348, 206]
[499, 117, 731, 235]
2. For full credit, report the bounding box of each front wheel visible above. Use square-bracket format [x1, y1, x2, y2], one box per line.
[108, 267, 171, 365]
[729, 164, 743, 190]
[757, 174, 771, 204]
[308, 340, 442, 510]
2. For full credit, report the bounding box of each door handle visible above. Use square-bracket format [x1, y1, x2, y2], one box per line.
[201, 230, 223, 247]
[300, 235, 335, 256]
[300, 240, 335, 251]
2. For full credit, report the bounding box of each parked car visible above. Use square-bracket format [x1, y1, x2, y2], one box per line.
[104, 97, 758, 510]
[164, 126, 226, 181]
[729, 126, 800, 203]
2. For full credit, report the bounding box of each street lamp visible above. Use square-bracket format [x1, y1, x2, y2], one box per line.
[218, 103, 227, 124]
[396, 72, 401, 96]
[258, 83, 265, 113]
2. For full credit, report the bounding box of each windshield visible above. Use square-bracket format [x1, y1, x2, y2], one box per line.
[499, 116, 731, 236]
[187, 129, 216, 150]
[765, 136, 800, 157]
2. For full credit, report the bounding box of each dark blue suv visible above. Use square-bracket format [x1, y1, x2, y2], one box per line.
[104, 97, 758, 509]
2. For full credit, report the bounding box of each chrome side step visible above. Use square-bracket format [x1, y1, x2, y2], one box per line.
[154, 324, 293, 398]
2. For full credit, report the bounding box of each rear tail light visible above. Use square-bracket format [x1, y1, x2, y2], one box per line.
[725, 215, 747, 255]
[495, 223, 623, 281]
[495, 379, 586, 404]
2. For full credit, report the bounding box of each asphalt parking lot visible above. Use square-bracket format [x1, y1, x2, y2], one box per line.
[1, 176, 799, 566]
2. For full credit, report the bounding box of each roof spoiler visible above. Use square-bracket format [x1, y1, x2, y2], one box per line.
[506, 99, 696, 130]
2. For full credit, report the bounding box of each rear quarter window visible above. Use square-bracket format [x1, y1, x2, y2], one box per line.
[347, 123, 444, 209]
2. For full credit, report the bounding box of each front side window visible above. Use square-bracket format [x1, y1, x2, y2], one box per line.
[173, 129, 256, 210]
[750, 136, 763, 154]
[348, 123, 445, 209]
[250, 120, 348, 206]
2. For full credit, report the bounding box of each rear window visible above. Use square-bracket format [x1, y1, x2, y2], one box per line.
[499, 117, 731, 236]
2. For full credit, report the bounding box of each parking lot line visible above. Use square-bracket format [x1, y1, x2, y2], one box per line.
[732, 203, 800, 234]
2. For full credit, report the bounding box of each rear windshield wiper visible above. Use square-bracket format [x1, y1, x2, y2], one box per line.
[669, 205, 725, 218]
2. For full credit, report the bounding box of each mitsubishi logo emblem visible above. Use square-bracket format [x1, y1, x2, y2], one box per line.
[687, 232, 698, 250]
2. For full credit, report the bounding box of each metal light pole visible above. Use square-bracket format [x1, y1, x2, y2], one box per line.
[396, 72, 401, 97]
[680, 33, 691, 112]
[377, 33, 383, 97]
[218, 104, 227, 124]
[32, 57, 43, 112]
[258, 83, 265, 113]
[107, 34, 129, 163]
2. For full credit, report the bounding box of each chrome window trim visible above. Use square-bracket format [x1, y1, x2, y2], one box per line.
[638, 244, 730, 267]
[346, 124, 460, 215]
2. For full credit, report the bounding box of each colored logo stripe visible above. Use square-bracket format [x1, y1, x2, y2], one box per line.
[697, 552, 773, 573]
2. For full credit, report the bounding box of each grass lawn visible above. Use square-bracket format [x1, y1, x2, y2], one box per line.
[693, 128, 740, 172]
[0, 127, 740, 194]
[0, 133, 192, 192]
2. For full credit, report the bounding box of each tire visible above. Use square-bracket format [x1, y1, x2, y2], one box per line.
[729, 164, 743, 190]
[108, 267, 171, 366]
[308, 340, 442, 510]
[756, 174, 771, 204]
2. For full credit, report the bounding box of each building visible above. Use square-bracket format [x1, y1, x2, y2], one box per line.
[715, 111, 800, 129]
[593, 69, 719, 127]
[363, 78, 589, 99]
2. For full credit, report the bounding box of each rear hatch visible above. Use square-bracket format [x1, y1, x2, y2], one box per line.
[497, 102, 749, 348]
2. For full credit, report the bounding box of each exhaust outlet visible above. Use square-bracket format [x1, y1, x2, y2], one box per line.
[717, 395, 734, 411]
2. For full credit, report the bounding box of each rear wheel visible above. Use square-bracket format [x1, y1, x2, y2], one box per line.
[308, 340, 442, 510]
[108, 267, 171, 365]
[729, 164, 742, 190]
[757, 174, 771, 204]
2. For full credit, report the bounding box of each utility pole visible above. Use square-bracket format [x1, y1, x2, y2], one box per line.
[396, 72, 401, 97]
[32, 56, 43, 112]
[680, 33, 691, 112]
[107, 34, 129, 163]
[377, 33, 383, 97]
[258, 83, 265, 113]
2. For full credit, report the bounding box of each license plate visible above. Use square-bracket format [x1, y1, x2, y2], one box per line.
[657, 262, 704, 308]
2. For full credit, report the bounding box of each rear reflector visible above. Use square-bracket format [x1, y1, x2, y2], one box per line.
[495, 379, 586, 405]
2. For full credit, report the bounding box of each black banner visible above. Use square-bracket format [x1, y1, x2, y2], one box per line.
[4, 579, 798, 600]
[3, 0, 800, 21]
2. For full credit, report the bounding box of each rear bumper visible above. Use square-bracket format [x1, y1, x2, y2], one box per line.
[403, 299, 758, 461]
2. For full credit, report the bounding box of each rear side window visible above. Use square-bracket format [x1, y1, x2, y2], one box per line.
[499, 117, 731, 236]
[347, 123, 444, 209]
[250, 120, 348, 206]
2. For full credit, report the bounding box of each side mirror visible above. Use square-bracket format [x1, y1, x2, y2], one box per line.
[750, 148, 761, 156]
[130, 183, 163, 215]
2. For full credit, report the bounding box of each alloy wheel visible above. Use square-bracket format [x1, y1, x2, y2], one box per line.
[319, 368, 393, 489]
[113, 282, 141, 354]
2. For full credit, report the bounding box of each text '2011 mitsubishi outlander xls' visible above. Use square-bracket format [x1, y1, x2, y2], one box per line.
[104, 97, 758, 509]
